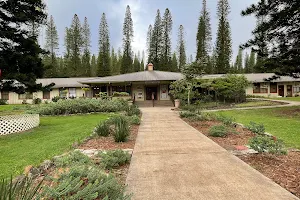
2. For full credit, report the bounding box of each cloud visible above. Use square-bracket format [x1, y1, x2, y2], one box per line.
[103, 0, 150, 58]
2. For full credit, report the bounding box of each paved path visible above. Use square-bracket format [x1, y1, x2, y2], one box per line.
[126, 107, 298, 200]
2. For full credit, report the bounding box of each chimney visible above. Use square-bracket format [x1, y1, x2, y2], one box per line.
[147, 63, 154, 71]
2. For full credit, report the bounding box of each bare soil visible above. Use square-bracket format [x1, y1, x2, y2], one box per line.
[185, 119, 300, 198]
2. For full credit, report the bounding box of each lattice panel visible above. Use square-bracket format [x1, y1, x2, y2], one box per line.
[0, 114, 40, 135]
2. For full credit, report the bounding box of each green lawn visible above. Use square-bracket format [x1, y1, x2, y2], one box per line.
[270, 97, 300, 102]
[218, 106, 300, 149]
[0, 104, 28, 116]
[0, 113, 108, 178]
[235, 100, 282, 108]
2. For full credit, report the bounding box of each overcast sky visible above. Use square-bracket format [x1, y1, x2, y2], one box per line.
[42, 0, 258, 63]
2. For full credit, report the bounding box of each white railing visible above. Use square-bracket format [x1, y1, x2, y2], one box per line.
[0, 114, 40, 135]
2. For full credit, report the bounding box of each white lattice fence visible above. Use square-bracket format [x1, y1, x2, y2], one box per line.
[0, 114, 40, 135]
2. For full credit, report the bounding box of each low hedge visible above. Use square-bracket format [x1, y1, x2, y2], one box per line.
[29, 98, 129, 115]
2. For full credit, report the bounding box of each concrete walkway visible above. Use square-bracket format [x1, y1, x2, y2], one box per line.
[126, 107, 298, 200]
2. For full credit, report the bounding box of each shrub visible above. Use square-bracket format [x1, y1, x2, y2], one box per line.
[126, 105, 140, 116]
[112, 116, 130, 142]
[32, 98, 42, 104]
[94, 121, 110, 137]
[29, 98, 129, 115]
[98, 150, 131, 169]
[0, 176, 44, 200]
[216, 115, 235, 126]
[112, 92, 130, 97]
[51, 96, 61, 102]
[0, 99, 7, 105]
[53, 150, 92, 167]
[128, 115, 141, 125]
[209, 125, 228, 137]
[246, 121, 265, 135]
[249, 135, 287, 155]
[179, 111, 197, 118]
[43, 165, 130, 200]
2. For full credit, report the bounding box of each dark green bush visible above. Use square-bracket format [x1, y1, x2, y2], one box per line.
[249, 135, 287, 155]
[112, 116, 130, 142]
[126, 105, 140, 116]
[112, 92, 130, 97]
[29, 98, 129, 115]
[179, 111, 197, 118]
[51, 96, 62, 102]
[246, 121, 265, 135]
[32, 98, 42, 104]
[216, 115, 235, 126]
[95, 121, 110, 137]
[98, 150, 131, 170]
[128, 115, 141, 125]
[209, 125, 228, 137]
[0, 99, 7, 105]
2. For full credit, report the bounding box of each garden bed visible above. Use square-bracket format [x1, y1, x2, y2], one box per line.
[79, 125, 139, 150]
[184, 117, 300, 198]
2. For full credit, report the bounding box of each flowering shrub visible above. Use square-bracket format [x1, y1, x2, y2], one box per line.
[29, 98, 129, 115]
[248, 135, 287, 155]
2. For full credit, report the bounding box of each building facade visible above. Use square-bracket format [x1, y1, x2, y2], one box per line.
[1, 65, 300, 104]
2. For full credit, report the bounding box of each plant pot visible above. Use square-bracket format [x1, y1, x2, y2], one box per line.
[174, 99, 180, 108]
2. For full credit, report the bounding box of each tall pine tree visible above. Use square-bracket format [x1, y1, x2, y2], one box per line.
[160, 8, 173, 71]
[133, 54, 140, 72]
[66, 14, 83, 77]
[171, 52, 178, 72]
[0, 0, 47, 91]
[196, 0, 212, 62]
[248, 50, 256, 73]
[146, 24, 153, 63]
[244, 52, 250, 73]
[44, 15, 59, 77]
[110, 48, 119, 75]
[177, 25, 186, 72]
[215, 0, 232, 74]
[91, 54, 97, 76]
[121, 6, 134, 74]
[234, 48, 243, 73]
[82, 17, 91, 76]
[150, 10, 163, 70]
[98, 13, 110, 77]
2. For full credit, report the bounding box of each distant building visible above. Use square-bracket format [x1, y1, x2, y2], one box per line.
[1, 64, 300, 104]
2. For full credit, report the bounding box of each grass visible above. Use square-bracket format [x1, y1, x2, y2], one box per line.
[0, 104, 29, 116]
[218, 106, 300, 149]
[0, 113, 108, 178]
[235, 100, 282, 108]
[270, 97, 300, 102]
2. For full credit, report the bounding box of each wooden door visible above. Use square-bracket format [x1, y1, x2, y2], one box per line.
[146, 87, 157, 100]
[278, 85, 284, 97]
[287, 85, 293, 97]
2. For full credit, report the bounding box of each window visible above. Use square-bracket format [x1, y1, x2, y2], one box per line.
[253, 83, 268, 93]
[270, 83, 277, 93]
[18, 93, 33, 99]
[69, 88, 76, 98]
[253, 83, 260, 93]
[1, 91, 9, 100]
[59, 88, 67, 98]
[43, 91, 50, 99]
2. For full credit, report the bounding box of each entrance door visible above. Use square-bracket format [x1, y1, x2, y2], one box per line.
[278, 85, 284, 97]
[146, 87, 157, 100]
[287, 85, 293, 97]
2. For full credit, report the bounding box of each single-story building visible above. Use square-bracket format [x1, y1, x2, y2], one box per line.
[1, 63, 300, 104]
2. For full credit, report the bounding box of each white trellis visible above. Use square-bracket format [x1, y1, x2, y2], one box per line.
[0, 114, 40, 135]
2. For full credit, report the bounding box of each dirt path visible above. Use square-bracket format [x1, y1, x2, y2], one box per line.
[126, 107, 298, 200]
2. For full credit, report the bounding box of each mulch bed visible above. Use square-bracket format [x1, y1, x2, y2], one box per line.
[186, 120, 256, 150]
[79, 125, 139, 150]
[238, 152, 300, 197]
[185, 119, 300, 198]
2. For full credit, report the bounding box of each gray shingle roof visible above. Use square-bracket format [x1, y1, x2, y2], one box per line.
[36, 77, 93, 88]
[79, 71, 184, 84]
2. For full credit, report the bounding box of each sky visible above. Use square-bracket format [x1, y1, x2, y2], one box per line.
[42, 0, 258, 63]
